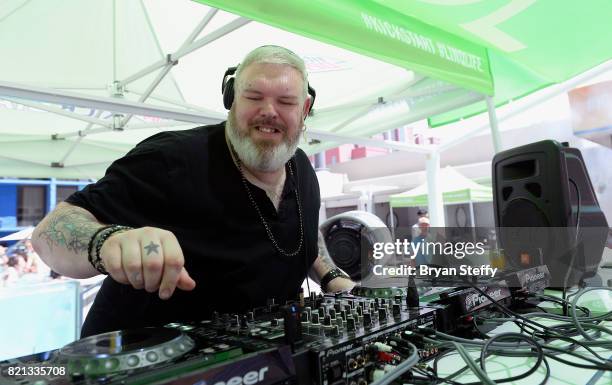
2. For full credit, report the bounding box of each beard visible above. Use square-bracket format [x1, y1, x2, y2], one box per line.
[226, 109, 302, 172]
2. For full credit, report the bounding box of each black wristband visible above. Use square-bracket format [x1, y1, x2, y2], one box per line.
[88, 225, 114, 269]
[320, 268, 350, 293]
[91, 225, 133, 274]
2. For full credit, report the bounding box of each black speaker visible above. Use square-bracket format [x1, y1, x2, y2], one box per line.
[493, 140, 608, 287]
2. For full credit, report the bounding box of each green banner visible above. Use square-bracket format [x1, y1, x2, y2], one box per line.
[194, 0, 494, 95]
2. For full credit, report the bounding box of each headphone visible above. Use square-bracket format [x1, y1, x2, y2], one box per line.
[221, 66, 316, 115]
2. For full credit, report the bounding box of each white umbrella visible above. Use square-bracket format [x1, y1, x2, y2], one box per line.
[0, 226, 35, 241]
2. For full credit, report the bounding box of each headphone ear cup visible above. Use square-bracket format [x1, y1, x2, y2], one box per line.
[223, 77, 235, 110]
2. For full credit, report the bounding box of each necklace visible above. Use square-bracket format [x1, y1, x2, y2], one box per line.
[230, 145, 304, 257]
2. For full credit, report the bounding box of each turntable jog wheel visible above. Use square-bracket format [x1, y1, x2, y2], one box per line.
[58, 327, 194, 376]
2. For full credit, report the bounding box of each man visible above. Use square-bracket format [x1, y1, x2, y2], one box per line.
[411, 208, 429, 239]
[32, 46, 354, 337]
[414, 217, 432, 266]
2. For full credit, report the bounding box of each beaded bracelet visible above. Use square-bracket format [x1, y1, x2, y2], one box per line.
[91, 225, 133, 274]
[87, 225, 114, 268]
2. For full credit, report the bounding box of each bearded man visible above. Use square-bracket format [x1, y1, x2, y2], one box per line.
[32, 46, 355, 338]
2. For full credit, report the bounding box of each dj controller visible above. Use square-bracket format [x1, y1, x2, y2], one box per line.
[0, 269, 549, 385]
[0, 290, 443, 385]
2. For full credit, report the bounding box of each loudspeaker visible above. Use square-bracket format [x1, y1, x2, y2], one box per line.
[319, 211, 394, 282]
[493, 140, 608, 287]
[221, 66, 316, 113]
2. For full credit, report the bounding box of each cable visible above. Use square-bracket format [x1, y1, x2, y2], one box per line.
[369, 341, 419, 385]
[424, 330, 612, 370]
[451, 342, 496, 385]
[460, 279, 561, 336]
[480, 333, 544, 382]
[569, 287, 612, 341]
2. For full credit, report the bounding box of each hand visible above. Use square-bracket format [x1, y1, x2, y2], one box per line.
[99, 227, 196, 299]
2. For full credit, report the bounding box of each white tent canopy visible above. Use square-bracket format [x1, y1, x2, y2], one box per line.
[388, 166, 492, 228]
[0, 0, 484, 181]
[389, 166, 492, 208]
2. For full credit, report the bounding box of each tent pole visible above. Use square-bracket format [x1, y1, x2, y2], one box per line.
[319, 201, 327, 224]
[56, 111, 104, 166]
[469, 200, 476, 240]
[308, 91, 482, 154]
[440, 59, 612, 153]
[119, 60, 176, 128]
[469, 201, 476, 227]
[389, 206, 395, 239]
[2, 98, 111, 128]
[119, 17, 250, 87]
[486, 96, 502, 153]
[367, 190, 374, 214]
[426, 150, 445, 227]
[47, 178, 57, 213]
[0, 81, 224, 123]
[178, 9, 218, 51]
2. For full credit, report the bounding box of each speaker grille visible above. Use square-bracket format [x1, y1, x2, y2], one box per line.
[501, 198, 549, 227]
[325, 221, 363, 280]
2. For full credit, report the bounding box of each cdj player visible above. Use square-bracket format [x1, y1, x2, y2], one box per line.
[0, 291, 440, 385]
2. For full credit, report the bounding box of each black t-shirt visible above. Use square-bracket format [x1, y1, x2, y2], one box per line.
[66, 123, 320, 337]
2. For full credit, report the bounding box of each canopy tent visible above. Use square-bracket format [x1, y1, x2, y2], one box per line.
[390, 166, 492, 207]
[0, 0, 486, 181]
[388, 166, 492, 227]
[195, 0, 612, 128]
[1, 0, 611, 226]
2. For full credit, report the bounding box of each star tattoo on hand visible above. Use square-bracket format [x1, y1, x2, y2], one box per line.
[144, 241, 160, 256]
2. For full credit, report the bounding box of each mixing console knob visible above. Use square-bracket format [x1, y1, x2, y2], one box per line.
[311, 313, 320, 324]
[378, 308, 387, 323]
[356, 306, 363, 316]
[336, 318, 344, 329]
[233, 315, 240, 327]
[247, 312, 255, 322]
[329, 308, 337, 319]
[334, 303, 342, 312]
[395, 295, 403, 304]
[363, 312, 372, 328]
[301, 311, 309, 323]
[271, 318, 279, 327]
[318, 307, 326, 318]
[323, 315, 332, 326]
[347, 300, 354, 309]
[392, 304, 401, 317]
[240, 315, 249, 329]
[346, 317, 356, 332]
[304, 306, 312, 321]
[340, 310, 347, 321]
[381, 298, 387, 305]
[331, 325, 340, 337]
[344, 305, 352, 313]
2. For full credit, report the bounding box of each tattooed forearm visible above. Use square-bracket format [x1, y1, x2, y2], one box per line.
[310, 231, 338, 282]
[37, 204, 103, 255]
